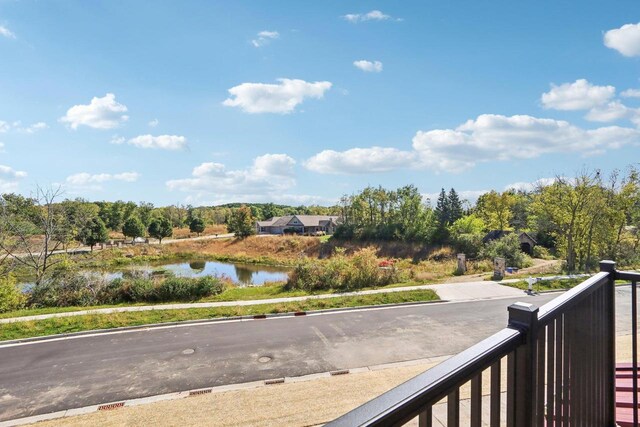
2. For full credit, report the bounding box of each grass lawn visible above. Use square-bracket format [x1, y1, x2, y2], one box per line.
[0, 289, 439, 341]
[505, 277, 587, 292]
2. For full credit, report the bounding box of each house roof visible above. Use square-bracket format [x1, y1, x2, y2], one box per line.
[257, 215, 340, 227]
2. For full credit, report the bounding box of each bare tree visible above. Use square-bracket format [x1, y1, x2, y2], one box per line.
[0, 186, 66, 284]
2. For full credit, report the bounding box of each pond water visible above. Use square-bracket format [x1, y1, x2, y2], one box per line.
[19, 260, 290, 290]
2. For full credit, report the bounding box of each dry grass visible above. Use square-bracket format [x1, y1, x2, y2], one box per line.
[172, 225, 227, 239]
[166, 235, 323, 263]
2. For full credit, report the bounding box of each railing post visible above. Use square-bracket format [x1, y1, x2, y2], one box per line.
[599, 260, 616, 425]
[508, 302, 539, 427]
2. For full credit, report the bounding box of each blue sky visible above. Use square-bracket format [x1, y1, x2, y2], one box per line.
[1, 1, 639, 206]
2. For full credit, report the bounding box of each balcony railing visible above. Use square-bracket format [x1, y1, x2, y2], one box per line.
[328, 260, 640, 427]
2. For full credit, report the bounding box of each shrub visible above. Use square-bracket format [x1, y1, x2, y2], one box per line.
[0, 275, 27, 313]
[452, 233, 484, 259]
[30, 268, 107, 307]
[286, 247, 401, 291]
[480, 234, 533, 269]
[532, 245, 553, 260]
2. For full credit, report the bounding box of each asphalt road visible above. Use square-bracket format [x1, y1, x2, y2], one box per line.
[0, 288, 634, 422]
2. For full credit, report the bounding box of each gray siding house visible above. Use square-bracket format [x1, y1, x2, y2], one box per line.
[256, 215, 340, 235]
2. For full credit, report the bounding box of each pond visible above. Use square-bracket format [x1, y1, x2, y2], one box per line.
[19, 260, 290, 291]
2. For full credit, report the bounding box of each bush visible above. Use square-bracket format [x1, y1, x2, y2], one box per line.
[0, 275, 27, 313]
[480, 234, 533, 269]
[29, 268, 107, 308]
[286, 247, 401, 291]
[452, 233, 484, 259]
[532, 245, 553, 260]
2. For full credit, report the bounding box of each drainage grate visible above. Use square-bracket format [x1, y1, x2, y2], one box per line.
[98, 402, 125, 411]
[294, 311, 306, 316]
[189, 389, 212, 396]
[330, 369, 350, 376]
[264, 378, 285, 385]
[253, 314, 267, 319]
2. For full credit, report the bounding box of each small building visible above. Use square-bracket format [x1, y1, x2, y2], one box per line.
[482, 230, 538, 255]
[256, 215, 340, 235]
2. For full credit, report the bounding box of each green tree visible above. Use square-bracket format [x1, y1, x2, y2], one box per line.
[189, 217, 205, 236]
[227, 205, 255, 238]
[122, 217, 145, 241]
[77, 217, 109, 250]
[476, 191, 516, 231]
[148, 217, 173, 243]
[448, 188, 463, 224]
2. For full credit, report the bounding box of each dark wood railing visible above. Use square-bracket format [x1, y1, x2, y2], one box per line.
[328, 261, 640, 427]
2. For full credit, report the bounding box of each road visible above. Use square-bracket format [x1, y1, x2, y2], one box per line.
[0, 288, 635, 422]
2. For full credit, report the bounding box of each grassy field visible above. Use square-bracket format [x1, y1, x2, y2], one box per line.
[0, 289, 439, 341]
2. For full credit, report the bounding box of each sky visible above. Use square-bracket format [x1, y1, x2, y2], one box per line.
[1, 1, 639, 207]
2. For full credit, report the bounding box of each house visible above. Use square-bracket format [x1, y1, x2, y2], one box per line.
[256, 215, 340, 235]
[482, 230, 537, 255]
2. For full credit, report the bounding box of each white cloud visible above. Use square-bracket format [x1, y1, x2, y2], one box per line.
[541, 79, 615, 110]
[353, 60, 383, 73]
[116, 134, 187, 150]
[65, 172, 140, 189]
[342, 10, 396, 23]
[622, 89, 640, 98]
[148, 118, 159, 127]
[585, 101, 634, 122]
[0, 121, 48, 134]
[504, 177, 558, 192]
[306, 114, 640, 174]
[304, 147, 414, 174]
[0, 25, 15, 39]
[604, 23, 640, 57]
[223, 78, 332, 114]
[0, 164, 27, 193]
[167, 154, 297, 201]
[412, 114, 640, 172]
[60, 93, 129, 130]
[252, 30, 279, 47]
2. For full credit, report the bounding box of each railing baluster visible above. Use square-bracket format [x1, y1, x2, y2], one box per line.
[537, 326, 546, 426]
[546, 320, 555, 427]
[490, 361, 501, 427]
[418, 407, 431, 427]
[470, 373, 481, 426]
[633, 279, 638, 427]
[555, 314, 563, 427]
[563, 311, 571, 427]
[447, 388, 460, 427]
[507, 351, 516, 426]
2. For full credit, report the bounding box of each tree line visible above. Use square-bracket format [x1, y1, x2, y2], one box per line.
[335, 167, 640, 271]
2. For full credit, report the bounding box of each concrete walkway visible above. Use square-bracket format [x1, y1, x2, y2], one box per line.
[0, 279, 532, 324]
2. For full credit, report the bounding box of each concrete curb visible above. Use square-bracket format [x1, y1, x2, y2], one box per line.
[0, 354, 453, 427]
[0, 299, 447, 347]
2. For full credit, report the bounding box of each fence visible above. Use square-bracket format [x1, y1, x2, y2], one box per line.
[328, 260, 640, 426]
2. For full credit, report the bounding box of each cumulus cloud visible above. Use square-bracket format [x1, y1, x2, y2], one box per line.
[113, 134, 187, 150]
[60, 93, 129, 130]
[342, 10, 397, 23]
[541, 79, 615, 110]
[252, 30, 279, 47]
[306, 114, 640, 174]
[0, 164, 27, 192]
[604, 23, 640, 57]
[412, 114, 640, 171]
[65, 172, 140, 190]
[585, 101, 635, 122]
[166, 154, 298, 201]
[223, 78, 332, 114]
[148, 118, 159, 127]
[0, 25, 15, 39]
[353, 60, 383, 72]
[622, 89, 640, 98]
[305, 147, 414, 174]
[0, 121, 9, 133]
